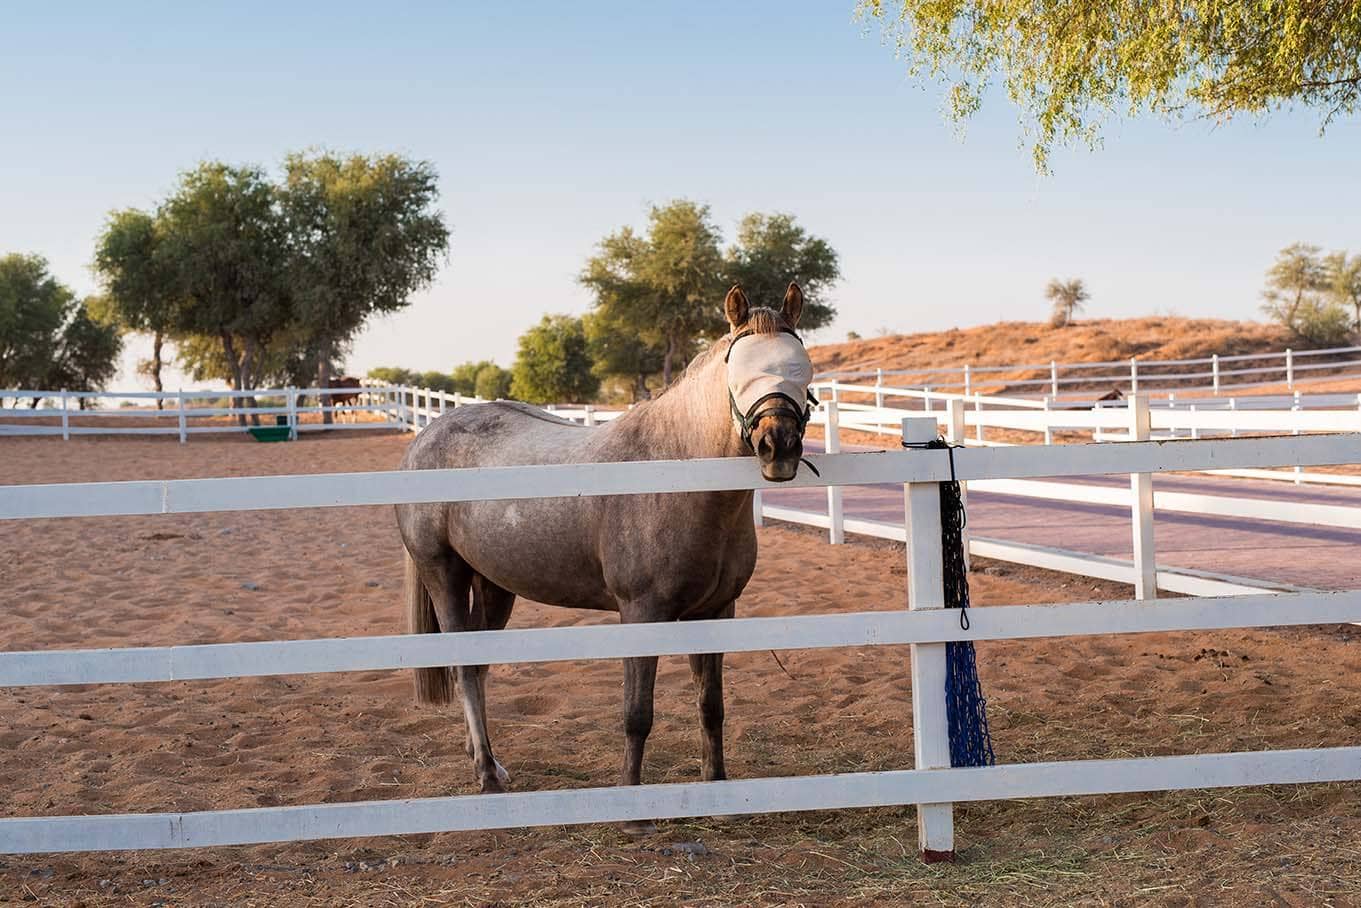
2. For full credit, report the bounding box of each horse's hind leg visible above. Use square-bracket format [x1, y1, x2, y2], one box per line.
[462, 575, 516, 789]
[416, 554, 506, 793]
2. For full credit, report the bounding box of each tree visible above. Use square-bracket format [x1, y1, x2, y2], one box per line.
[0, 254, 71, 396]
[580, 201, 725, 386]
[1261, 243, 1330, 330]
[451, 360, 496, 395]
[583, 309, 665, 402]
[281, 151, 448, 421]
[48, 297, 123, 406]
[367, 366, 416, 386]
[1326, 251, 1361, 329]
[93, 209, 177, 407]
[156, 162, 292, 422]
[510, 314, 599, 404]
[859, 1, 1361, 172]
[723, 213, 840, 329]
[473, 363, 512, 400]
[0, 256, 120, 406]
[1045, 278, 1089, 327]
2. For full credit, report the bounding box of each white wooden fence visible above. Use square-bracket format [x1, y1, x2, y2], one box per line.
[1, 423, 1360, 857]
[766, 393, 1361, 597]
[819, 343, 1361, 399]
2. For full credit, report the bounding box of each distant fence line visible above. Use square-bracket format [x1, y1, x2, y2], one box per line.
[817, 343, 1361, 399]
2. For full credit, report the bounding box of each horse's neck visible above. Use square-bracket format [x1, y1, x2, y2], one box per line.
[608, 349, 744, 461]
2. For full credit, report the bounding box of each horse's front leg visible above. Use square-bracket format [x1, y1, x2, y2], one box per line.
[688, 652, 726, 781]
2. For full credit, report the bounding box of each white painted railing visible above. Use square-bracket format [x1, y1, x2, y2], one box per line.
[775, 395, 1361, 597]
[1, 425, 1360, 858]
[819, 343, 1361, 398]
[0, 384, 624, 441]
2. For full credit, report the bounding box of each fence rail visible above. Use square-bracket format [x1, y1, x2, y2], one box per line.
[817, 343, 1361, 399]
[2, 422, 1360, 858]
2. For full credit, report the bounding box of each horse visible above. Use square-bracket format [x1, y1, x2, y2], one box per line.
[395, 283, 814, 832]
[325, 376, 363, 423]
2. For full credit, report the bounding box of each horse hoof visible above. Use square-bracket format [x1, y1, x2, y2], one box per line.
[479, 776, 506, 794]
[494, 759, 511, 786]
[620, 820, 658, 837]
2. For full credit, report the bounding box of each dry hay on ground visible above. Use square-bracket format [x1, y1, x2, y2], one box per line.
[1, 433, 1359, 906]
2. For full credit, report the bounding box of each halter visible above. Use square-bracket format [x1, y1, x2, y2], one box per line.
[725, 326, 819, 453]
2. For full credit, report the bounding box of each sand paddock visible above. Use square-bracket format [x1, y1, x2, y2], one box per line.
[1, 431, 1359, 906]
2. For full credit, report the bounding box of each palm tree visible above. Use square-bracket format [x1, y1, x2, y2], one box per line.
[1046, 278, 1089, 327]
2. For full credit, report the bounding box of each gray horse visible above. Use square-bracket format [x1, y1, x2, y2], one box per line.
[395, 283, 813, 829]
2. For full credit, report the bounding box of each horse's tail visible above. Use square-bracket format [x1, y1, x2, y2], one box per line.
[406, 550, 455, 705]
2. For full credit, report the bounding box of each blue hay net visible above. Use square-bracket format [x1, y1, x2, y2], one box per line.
[908, 438, 996, 768]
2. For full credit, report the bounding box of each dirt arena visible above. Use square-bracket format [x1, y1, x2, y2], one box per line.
[1, 431, 1359, 906]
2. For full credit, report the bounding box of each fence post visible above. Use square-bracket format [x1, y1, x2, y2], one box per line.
[287, 387, 298, 441]
[398, 386, 410, 431]
[59, 389, 69, 441]
[1128, 394, 1156, 600]
[439, 391, 447, 418]
[922, 387, 931, 414]
[177, 390, 187, 444]
[875, 369, 884, 409]
[1229, 397, 1238, 437]
[974, 398, 984, 443]
[1286, 348, 1294, 389]
[585, 405, 597, 427]
[1293, 391, 1303, 484]
[826, 399, 844, 544]
[963, 363, 972, 398]
[902, 415, 954, 861]
[1042, 396, 1053, 445]
[752, 490, 763, 527]
[946, 398, 970, 570]
[1212, 354, 1220, 395]
[1050, 360, 1059, 397]
[1130, 358, 1139, 394]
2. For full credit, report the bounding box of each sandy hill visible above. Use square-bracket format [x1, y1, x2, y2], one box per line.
[809, 318, 1298, 380]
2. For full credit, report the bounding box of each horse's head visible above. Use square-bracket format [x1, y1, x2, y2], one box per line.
[724, 282, 814, 482]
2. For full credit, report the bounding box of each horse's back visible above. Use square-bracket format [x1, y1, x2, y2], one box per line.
[400, 401, 597, 471]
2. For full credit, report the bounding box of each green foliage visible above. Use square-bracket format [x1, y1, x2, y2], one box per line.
[580, 200, 726, 386]
[1261, 243, 1355, 344]
[155, 162, 291, 394]
[846, 330, 862, 341]
[1325, 251, 1361, 329]
[1045, 278, 1089, 327]
[417, 371, 459, 394]
[280, 151, 449, 387]
[0, 255, 121, 395]
[583, 309, 664, 402]
[366, 366, 416, 386]
[723, 213, 839, 329]
[859, 1, 1361, 172]
[511, 314, 599, 404]
[474, 363, 513, 400]
[451, 360, 496, 395]
[580, 202, 842, 391]
[1292, 295, 1354, 345]
[91, 151, 448, 405]
[0, 253, 72, 389]
[50, 298, 124, 393]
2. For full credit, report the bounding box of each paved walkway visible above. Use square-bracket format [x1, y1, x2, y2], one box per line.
[763, 442, 1361, 590]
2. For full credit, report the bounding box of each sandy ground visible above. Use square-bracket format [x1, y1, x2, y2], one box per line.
[2, 432, 1360, 906]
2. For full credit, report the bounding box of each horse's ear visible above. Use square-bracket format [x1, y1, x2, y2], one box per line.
[782, 281, 805, 328]
[724, 285, 750, 330]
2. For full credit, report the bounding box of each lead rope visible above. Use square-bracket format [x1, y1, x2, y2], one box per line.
[902, 436, 995, 768]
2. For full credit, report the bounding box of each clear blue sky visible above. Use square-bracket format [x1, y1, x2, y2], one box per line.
[3, 2, 1359, 387]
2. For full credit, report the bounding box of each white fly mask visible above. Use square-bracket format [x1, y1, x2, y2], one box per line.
[725, 329, 815, 448]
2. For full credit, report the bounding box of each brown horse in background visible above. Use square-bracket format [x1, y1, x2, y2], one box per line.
[394, 284, 813, 832]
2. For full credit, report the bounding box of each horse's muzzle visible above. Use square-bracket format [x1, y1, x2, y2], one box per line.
[753, 417, 805, 482]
